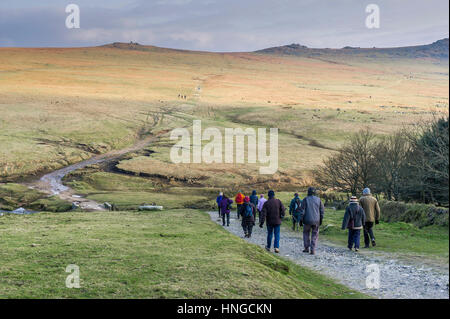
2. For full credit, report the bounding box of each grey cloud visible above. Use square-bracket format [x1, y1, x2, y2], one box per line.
[0, 0, 448, 50]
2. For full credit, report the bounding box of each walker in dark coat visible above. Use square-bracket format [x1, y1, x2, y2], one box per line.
[241, 202, 257, 237]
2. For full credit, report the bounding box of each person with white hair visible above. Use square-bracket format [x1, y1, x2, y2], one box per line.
[216, 192, 223, 218]
[359, 188, 381, 248]
[257, 194, 267, 215]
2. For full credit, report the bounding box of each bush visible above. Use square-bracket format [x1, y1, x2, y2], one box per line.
[320, 190, 348, 209]
[379, 200, 448, 228]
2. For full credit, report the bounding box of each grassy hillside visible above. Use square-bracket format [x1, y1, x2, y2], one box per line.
[0, 44, 448, 182]
[0, 209, 366, 298]
[0, 42, 448, 300]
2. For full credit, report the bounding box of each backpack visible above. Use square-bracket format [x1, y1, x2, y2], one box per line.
[294, 198, 302, 213]
[278, 199, 286, 219]
[244, 204, 253, 218]
[348, 216, 355, 229]
[348, 205, 360, 229]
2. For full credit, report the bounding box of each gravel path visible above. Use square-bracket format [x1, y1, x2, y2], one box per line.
[208, 211, 449, 299]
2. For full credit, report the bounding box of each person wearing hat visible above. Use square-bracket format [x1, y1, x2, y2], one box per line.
[359, 188, 381, 248]
[259, 190, 286, 253]
[289, 193, 302, 231]
[342, 196, 366, 252]
[241, 196, 257, 238]
[298, 187, 324, 255]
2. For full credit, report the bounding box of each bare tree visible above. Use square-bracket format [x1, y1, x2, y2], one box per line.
[316, 116, 449, 206]
[373, 132, 412, 200]
[404, 115, 449, 205]
[316, 129, 378, 195]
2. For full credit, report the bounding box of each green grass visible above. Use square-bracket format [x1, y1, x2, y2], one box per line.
[66, 171, 156, 193]
[0, 183, 72, 212]
[66, 170, 212, 210]
[86, 191, 208, 210]
[0, 209, 366, 298]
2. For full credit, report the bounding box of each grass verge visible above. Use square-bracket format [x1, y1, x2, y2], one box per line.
[0, 209, 367, 298]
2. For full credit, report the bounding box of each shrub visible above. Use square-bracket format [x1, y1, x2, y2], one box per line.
[379, 200, 448, 228]
[320, 190, 348, 210]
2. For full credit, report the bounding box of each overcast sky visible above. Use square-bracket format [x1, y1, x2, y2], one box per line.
[0, 0, 448, 51]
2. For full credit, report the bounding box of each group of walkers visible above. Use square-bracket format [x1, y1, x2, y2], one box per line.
[215, 187, 381, 255]
[343, 188, 381, 251]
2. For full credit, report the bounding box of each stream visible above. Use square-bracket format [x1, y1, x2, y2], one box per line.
[26, 134, 160, 211]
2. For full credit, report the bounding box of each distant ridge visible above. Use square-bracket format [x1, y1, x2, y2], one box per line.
[100, 42, 197, 53]
[255, 38, 449, 60]
[98, 39, 449, 60]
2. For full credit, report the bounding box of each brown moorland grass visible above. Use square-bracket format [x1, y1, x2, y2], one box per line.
[0, 44, 448, 182]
